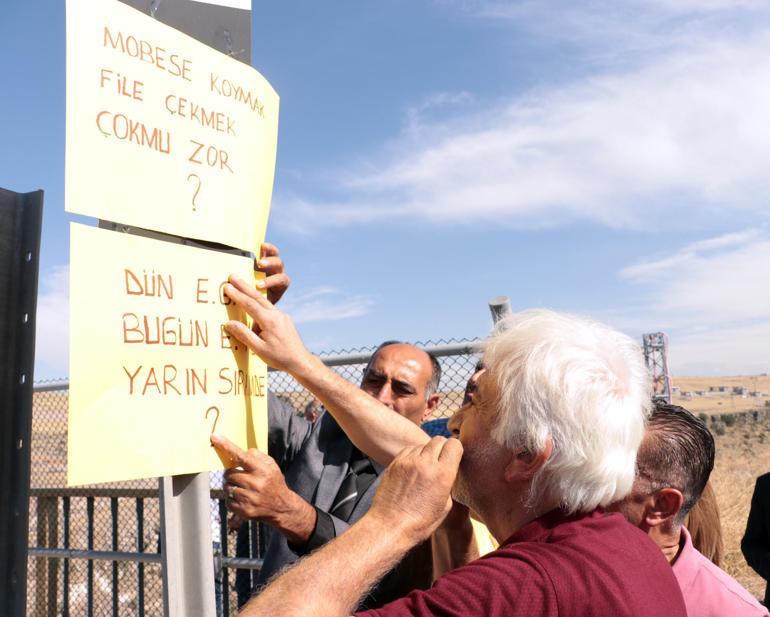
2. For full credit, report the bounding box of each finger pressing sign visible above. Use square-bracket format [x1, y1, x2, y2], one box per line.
[210, 434, 257, 471]
[227, 274, 274, 308]
[223, 319, 265, 355]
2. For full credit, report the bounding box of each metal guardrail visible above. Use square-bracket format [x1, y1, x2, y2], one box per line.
[28, 548, 162, 565]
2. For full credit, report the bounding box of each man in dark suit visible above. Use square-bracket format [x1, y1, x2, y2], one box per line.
[223, 340, 441, 608]
[743, 472, 770, 606]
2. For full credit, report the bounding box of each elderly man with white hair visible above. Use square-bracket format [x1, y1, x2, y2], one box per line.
[212, 275, 688, 617]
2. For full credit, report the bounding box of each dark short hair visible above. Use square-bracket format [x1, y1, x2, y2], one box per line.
[636, 402, 715, 525]
[364, 340, 441, 399]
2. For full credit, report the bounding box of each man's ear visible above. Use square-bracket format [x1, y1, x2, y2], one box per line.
[644, 488, 684, 528]
[503, 436, 553, 483]
[422, 394, 440, 421]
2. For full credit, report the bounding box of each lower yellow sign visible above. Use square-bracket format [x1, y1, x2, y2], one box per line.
[68, 223, 267, 486]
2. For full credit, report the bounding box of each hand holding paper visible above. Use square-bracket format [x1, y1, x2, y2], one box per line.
[255, 242, 290, 305]
[223, 275, 313, 375]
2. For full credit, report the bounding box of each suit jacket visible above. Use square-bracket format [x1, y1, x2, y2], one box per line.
[742, 472, 770, 606]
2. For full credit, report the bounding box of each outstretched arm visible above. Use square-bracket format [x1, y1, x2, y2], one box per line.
[223, 275, 429, 466]
[232, 437, 463, 617]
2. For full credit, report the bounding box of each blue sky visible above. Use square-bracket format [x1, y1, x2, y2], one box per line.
[2, 0, 770, 380]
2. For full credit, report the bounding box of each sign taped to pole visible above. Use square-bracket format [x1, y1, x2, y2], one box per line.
[65, 0, 278, 253]
[67, 224, 267, 486]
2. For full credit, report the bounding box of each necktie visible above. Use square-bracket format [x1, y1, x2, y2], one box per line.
[329, 451, 376, 520]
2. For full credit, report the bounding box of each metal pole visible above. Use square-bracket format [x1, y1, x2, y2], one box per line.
[159, 474, 217, 617]
[0, 187, 43, 617]
[137, 498, 145, 617]
[488, 295, 512, 325]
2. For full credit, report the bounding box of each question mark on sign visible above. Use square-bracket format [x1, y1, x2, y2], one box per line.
[187, 173, 202, 211]
[206, 406, 220, 436]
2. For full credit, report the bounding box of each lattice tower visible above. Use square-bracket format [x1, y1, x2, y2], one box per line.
[642, 332, 672, 403]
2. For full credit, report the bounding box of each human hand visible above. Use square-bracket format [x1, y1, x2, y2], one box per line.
[211, 434, 316, 544]
[227, 513, 246, 533]
[370, 437, 463, 545]
[256, 242, 290, 305]
[223, 275, 313, 374]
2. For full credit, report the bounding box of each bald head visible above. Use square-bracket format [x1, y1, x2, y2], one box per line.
[361, 342, 440, 425]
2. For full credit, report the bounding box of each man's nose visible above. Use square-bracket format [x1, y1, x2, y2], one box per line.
[374, 383, 395, 408]
[447, 408, 463, 435]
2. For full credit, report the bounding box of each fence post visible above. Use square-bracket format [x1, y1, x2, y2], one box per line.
[34, 496, 58, 617]
[0, 187, 43, 617]
[33, 497, 46, 617]
[159, 474, 216, 617]
[488, 296, 512, 325]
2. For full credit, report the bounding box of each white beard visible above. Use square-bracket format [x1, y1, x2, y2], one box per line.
[451, 438, 507, 515]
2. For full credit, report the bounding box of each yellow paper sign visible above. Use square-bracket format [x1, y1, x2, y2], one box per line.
[65, 0, 279, 253]
[68, 223, 267, 486]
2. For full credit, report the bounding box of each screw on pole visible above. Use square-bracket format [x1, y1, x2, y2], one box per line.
[488, 296, 512, 326]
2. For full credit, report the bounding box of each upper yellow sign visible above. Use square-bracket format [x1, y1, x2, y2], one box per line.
[65, 0, 279, 253]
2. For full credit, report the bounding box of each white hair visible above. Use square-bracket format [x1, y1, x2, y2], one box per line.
[483, 309, 651, 514]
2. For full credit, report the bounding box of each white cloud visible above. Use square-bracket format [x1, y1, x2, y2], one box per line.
[624, 232, 770, 323]
[281, 287, 375, 324]
[668, 321, 770, 376]
[34, 265, 69, 380]
[620, 229, 761, 280]
[617, 231, 770, 374]
[275, 5, 770, 234]
[461, 0, 767, 30]
[403, 91, 475, 137]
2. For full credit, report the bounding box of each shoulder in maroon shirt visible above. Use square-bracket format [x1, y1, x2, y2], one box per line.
[359, 509, 687, 617]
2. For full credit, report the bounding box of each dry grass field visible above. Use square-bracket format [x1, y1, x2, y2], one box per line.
[709, 413, 770, 600]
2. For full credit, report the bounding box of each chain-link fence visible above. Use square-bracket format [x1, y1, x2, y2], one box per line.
[28, 338, 482, 616]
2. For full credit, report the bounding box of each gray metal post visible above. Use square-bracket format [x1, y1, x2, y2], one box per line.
[0, 187, 43, 617]
[159, 474, 216, 617]
[488, 296, 512, 325]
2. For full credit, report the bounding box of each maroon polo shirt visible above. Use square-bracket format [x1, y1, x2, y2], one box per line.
[358, 509, 687, 617]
